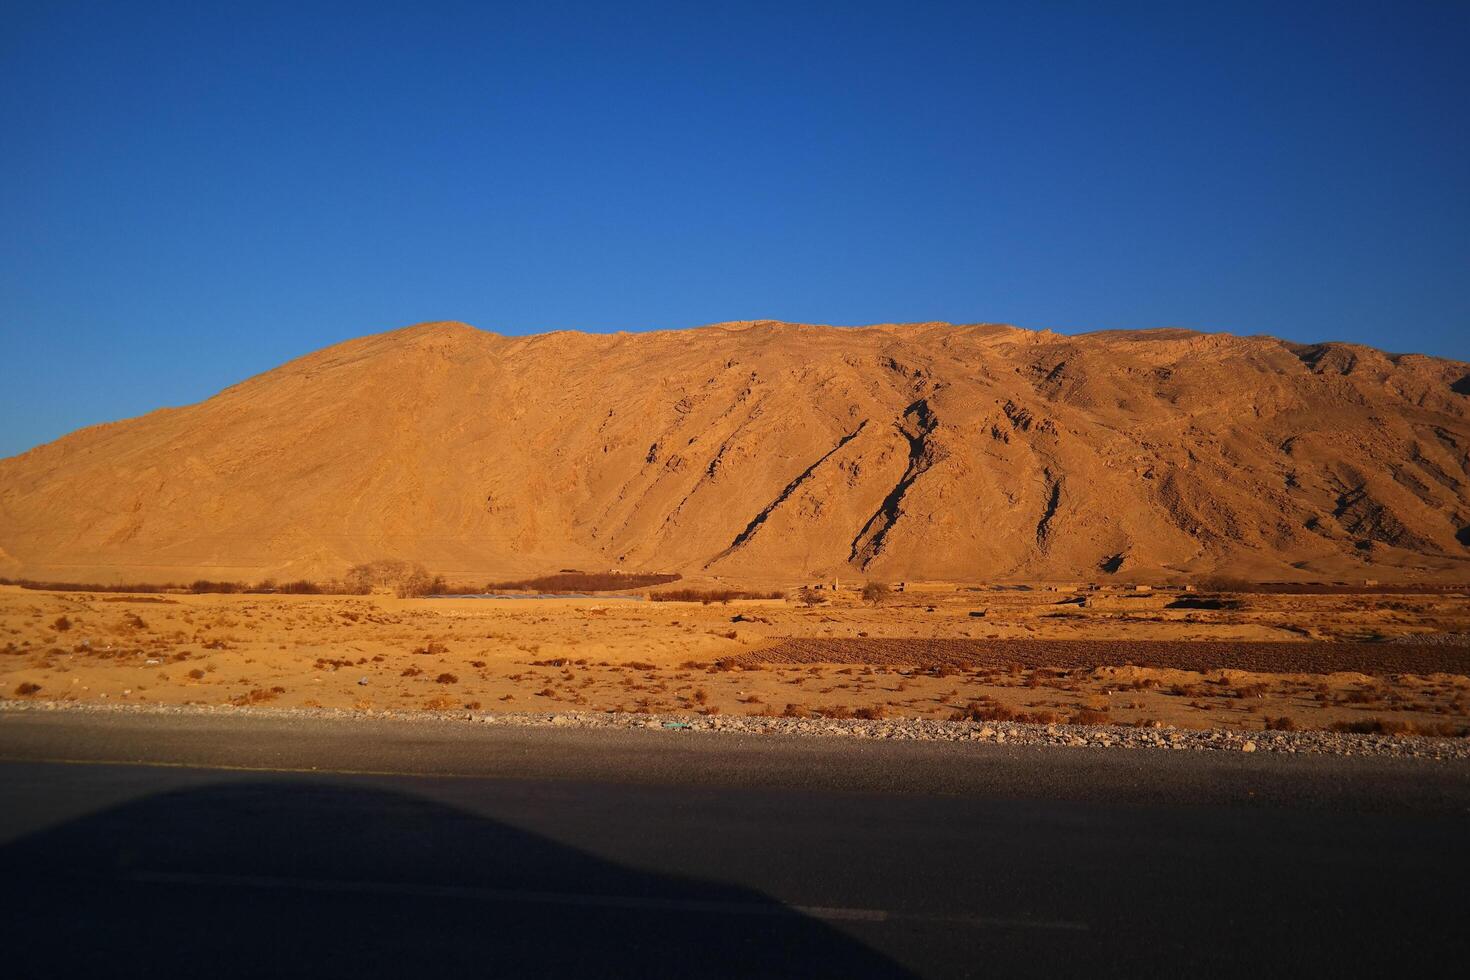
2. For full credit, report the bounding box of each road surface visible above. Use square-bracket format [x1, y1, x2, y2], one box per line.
[2, 710, 1468, 977]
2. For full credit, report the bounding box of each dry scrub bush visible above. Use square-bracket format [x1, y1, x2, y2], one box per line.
[950, 701, 1014, 723]
[344, 560, 414, 594]
[489, 572, 681, 593]
[341, 560, 444, 597]
[231, 687, 285, 705]
[794, 586, 824, 607]
[3, 577, 172, 594]
[190, 580, 244, 594]
[949, 702, 1064, 725]
[649, 588, 782, 603]
[1332, 718, 1469, 737]
[398, 567, 446, 598]
[1194, 576, 1254, 593]
[861, 582, 891, 606]
[14, 682, 42, 696]
[5, 575, 343, 595]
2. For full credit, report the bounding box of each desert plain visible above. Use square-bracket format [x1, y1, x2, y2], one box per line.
[6, 580, 1468, 740]
[3, 320, 1469, 748]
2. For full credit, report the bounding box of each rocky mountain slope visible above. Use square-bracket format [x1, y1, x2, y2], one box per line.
[2, 320, 1467, 584]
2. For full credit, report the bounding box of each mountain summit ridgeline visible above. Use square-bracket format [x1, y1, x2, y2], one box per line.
[2, 320, 1467, 584]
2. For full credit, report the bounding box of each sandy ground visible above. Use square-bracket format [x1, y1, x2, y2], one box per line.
[2, 584, 1468, 736]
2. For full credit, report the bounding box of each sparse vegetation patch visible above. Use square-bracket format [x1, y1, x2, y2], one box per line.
[648, 588, 782, 603]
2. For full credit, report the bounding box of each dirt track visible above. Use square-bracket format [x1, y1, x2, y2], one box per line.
[740, 637, 1470, 677]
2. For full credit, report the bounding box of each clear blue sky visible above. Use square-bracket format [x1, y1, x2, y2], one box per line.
[3, 1, 1467, 458]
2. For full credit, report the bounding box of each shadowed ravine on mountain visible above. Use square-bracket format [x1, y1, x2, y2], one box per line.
[850, 399, 940, 568]
[709, 420, 868, 566]
[1, 319, 1468, 584]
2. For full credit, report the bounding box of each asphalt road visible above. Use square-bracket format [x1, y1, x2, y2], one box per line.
[2, 711, 1468, 978]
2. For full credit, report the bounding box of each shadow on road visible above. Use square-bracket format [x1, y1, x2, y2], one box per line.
[0, 779, 913, 978]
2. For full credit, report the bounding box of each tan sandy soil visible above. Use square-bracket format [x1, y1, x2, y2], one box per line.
[3, 584, 1467, 737]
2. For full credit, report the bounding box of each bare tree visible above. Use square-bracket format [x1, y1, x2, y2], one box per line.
[795, 585, 824, 607]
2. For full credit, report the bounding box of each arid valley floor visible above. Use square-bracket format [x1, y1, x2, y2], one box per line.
[6, 582, 1468, 745]
[3, 318, 1470, 976]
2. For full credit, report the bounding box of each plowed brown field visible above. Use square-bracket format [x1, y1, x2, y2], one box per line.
[740, 637, 1470, 677]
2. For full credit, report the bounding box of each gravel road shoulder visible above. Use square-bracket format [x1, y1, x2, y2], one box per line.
[4, 697, 1469, 760]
